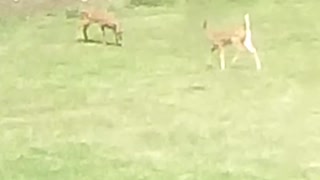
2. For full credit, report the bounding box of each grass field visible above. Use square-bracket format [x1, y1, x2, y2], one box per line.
[1, 1, 320, 179]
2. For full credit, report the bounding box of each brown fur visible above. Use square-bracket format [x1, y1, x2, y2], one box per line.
[79, 8, 123, 46]
[203, 14, 261, 70]
[203, 21, 246, 52]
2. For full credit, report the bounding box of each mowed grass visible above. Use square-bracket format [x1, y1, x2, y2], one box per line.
[1, 1, 320, 179]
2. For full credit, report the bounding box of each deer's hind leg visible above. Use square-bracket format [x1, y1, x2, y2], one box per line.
[243, 31, 262, 70]
[231, 40, 246, 64]
[112, 26, 121, 46]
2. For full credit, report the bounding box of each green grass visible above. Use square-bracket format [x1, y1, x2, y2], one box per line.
[1, 1, 320, 179]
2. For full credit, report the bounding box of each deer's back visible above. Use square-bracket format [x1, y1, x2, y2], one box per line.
[208, 25, 246, 46]
[81, 9, 117, 25]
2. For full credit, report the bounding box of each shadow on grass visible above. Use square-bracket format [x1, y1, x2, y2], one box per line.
[205, 63, 252, 71]
[76, 39, 122, 47]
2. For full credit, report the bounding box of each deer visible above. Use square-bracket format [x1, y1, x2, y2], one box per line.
[78, 7, 123, 46]
[203, 13, 261, 71]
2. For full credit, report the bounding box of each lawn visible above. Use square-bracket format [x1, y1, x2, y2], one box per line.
[1, 0, 320, 179]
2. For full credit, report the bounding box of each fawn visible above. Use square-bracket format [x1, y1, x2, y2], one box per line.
[203, 13, 261, 71]
[79, 8, 123, 46]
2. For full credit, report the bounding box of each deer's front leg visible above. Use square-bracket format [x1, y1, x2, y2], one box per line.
[82, 21, 90, 41]
[218, 47, 225, 70]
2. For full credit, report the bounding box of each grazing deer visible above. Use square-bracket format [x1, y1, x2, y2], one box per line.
[203, 13, 261, 71]
[79, 8, 123, 46]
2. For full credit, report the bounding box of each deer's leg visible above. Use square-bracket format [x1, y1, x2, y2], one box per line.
[218, 47, 225, 70]
[243, 33, 262, 70]
[232, 41, 246, 64]
[101, 25, 106, 45]
[231, 50, 240, 64]
[253, 51, 262, 71]
[112, 29, 120, 45]
[82, 21, 90, 41]
[244, 42, 261, 70]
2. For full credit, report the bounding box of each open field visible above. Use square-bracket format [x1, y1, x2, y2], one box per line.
[1, 0, 320, 179]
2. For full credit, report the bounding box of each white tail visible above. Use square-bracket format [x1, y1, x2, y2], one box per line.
[243, 13, 254, 52]
[244, 13, 251, 30]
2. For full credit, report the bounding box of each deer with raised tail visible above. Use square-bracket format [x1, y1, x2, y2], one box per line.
[203, 13, 261, 71]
